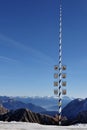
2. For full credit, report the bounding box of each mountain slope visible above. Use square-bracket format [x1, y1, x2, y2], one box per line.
[62, 98, 87, 120]
[14, 96, 73, 110]
[0, 108, 59, 125]
[76, 111, 87, 123]
[0, 96, 73, 112]
[2, 100, 46, 113]
[0, 105, 8, 114]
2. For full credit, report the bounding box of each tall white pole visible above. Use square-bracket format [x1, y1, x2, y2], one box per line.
[58, 0, 62, 125]
[54, 0, 67, 125]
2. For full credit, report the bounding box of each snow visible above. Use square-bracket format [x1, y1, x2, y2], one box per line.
[78, 98, 83, 101]
[0, 122, 87, 130]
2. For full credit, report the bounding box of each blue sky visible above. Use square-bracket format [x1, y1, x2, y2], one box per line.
[0, 0, 87, 98]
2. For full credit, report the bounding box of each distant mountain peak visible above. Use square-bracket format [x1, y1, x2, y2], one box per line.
[62, 97, 87, 120]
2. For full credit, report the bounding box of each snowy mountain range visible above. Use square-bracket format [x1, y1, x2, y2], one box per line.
[0, 96, 73, 112]
[13, 96, 73, 110]
[1, 96, 87, 125]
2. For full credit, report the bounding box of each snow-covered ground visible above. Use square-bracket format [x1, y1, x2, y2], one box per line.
[0, 122, 87, 130]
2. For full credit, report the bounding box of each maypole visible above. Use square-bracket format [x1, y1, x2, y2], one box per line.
[54, 0, 67, 125]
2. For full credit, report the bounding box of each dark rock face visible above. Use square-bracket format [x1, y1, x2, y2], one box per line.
[0, 105, 8, 115]
[0, 108, 59, 125]
[76, 111, 87, 123]
[65, 111, 87, 125]
[40, 111, 58, 116]
[0, 108, 75, 125]
[62, 98, 87, 120]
